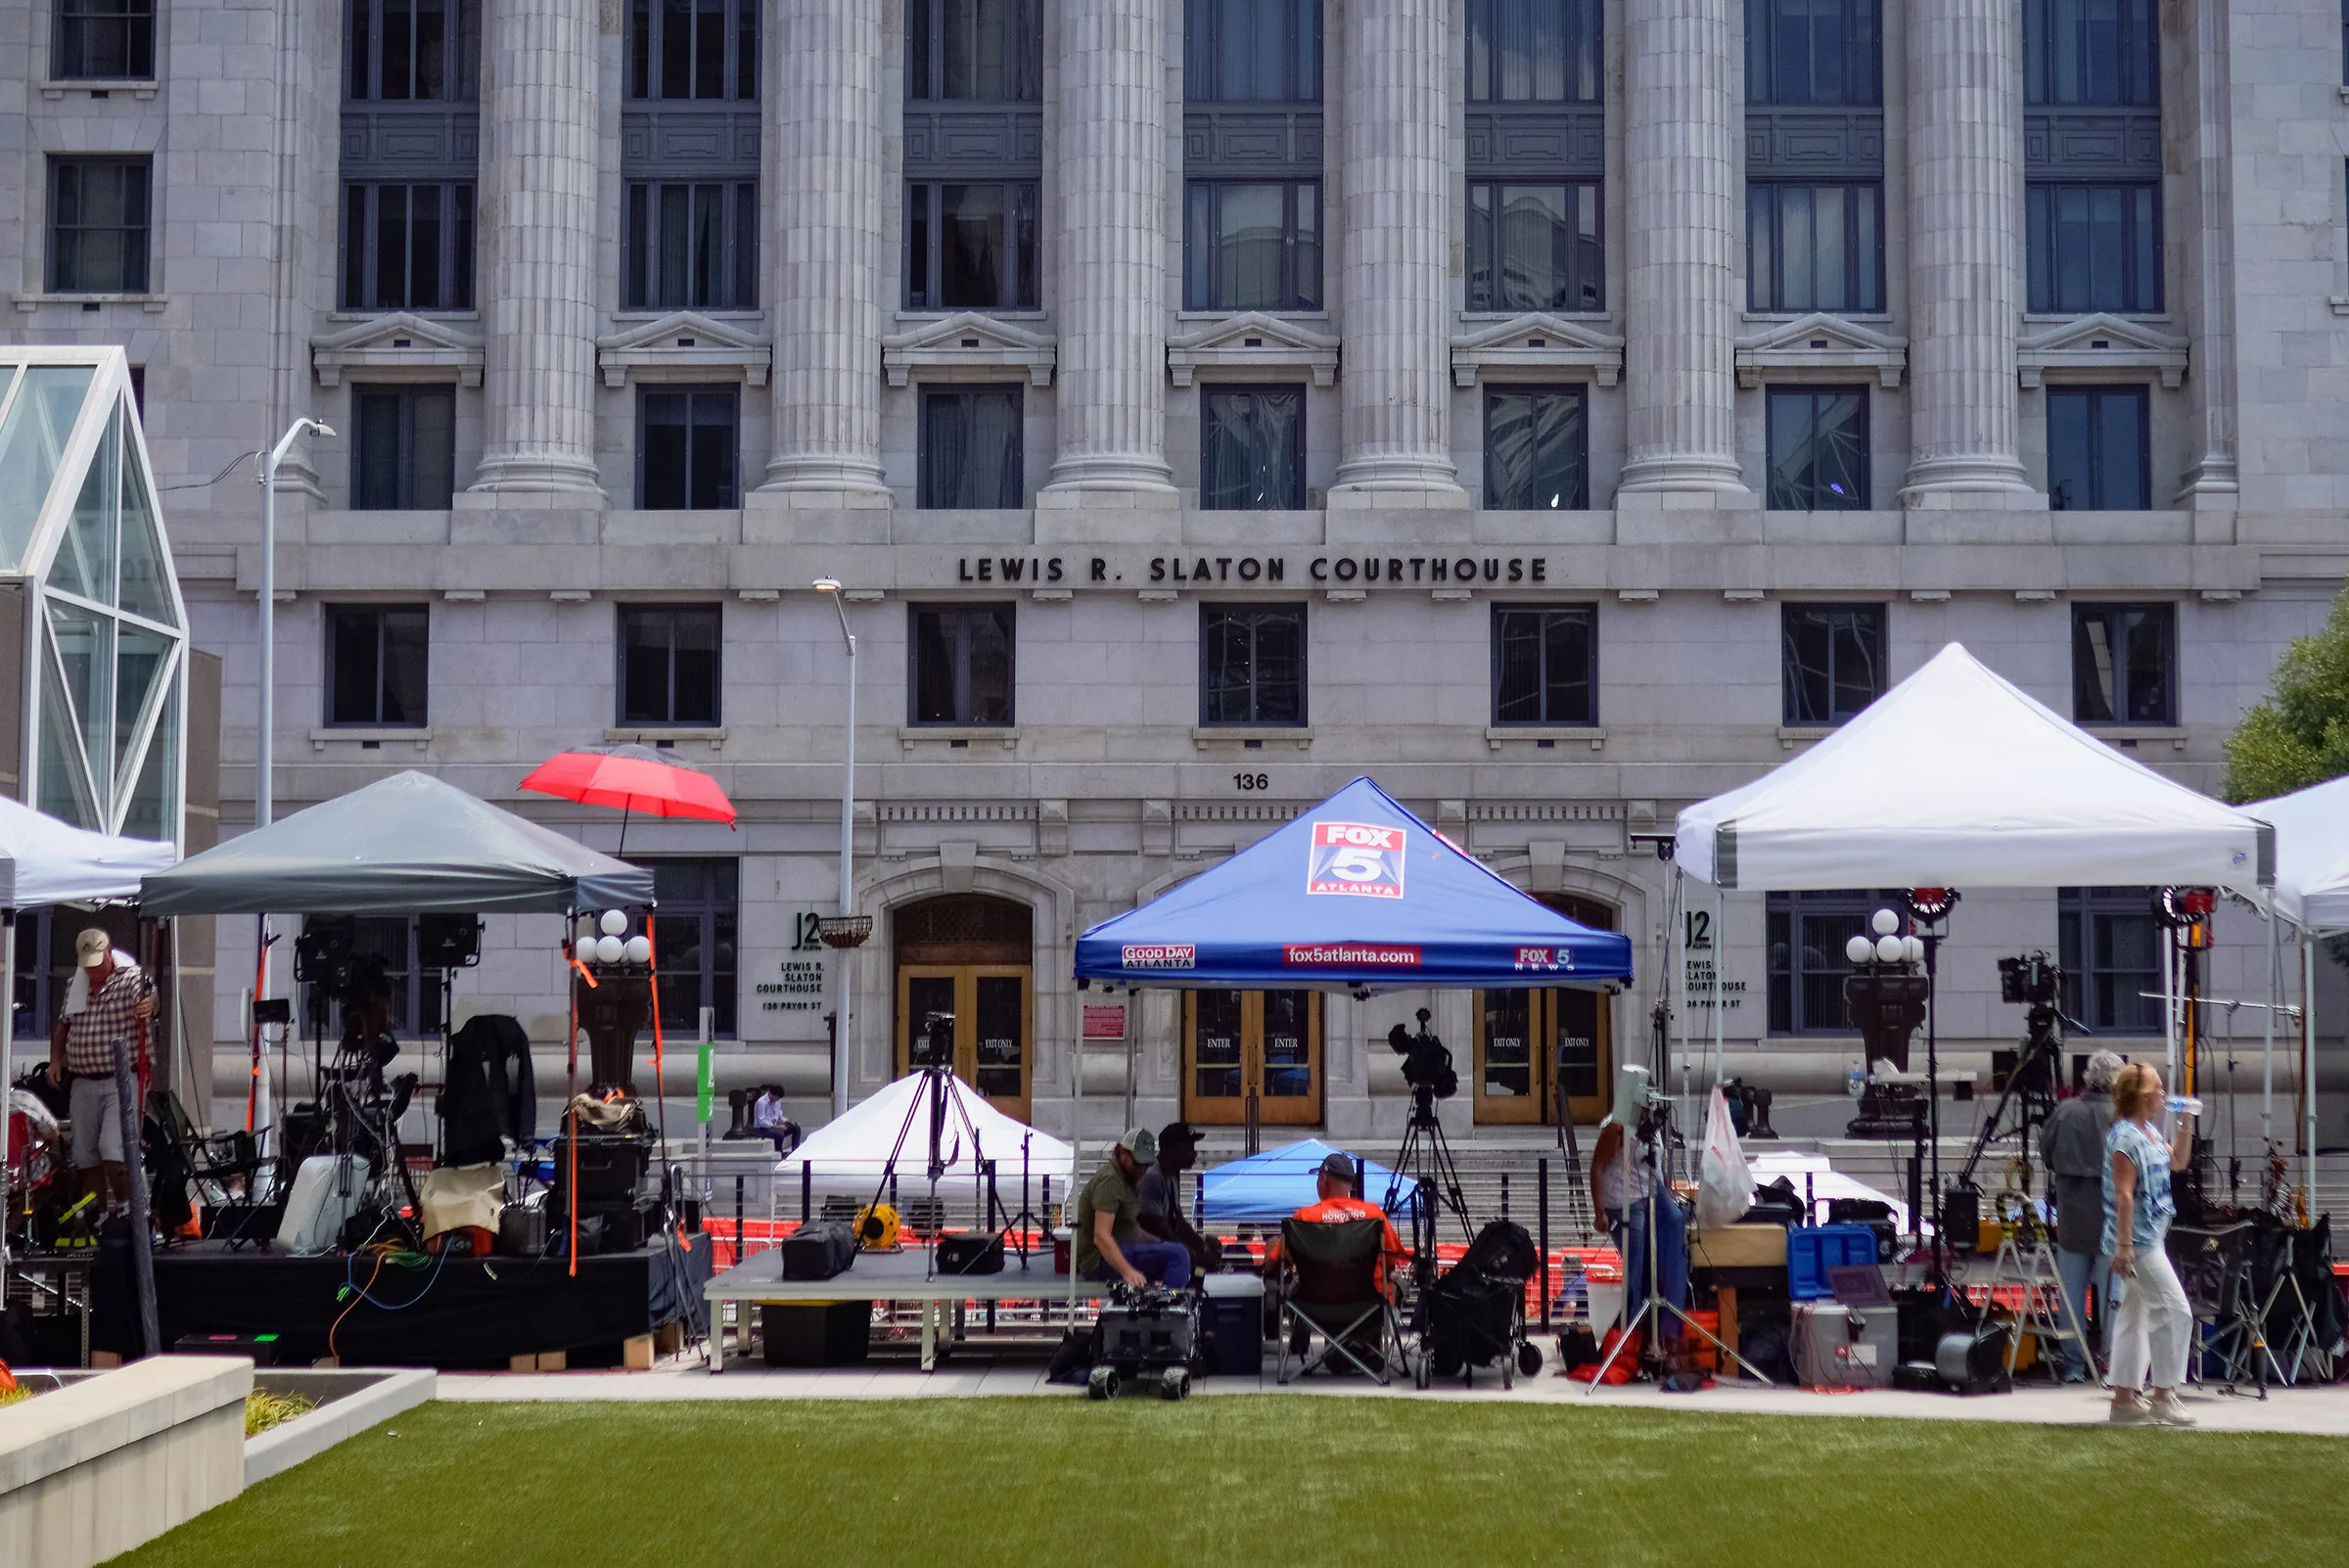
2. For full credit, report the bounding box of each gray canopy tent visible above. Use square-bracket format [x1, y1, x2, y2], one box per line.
[138, 769, 652, 915]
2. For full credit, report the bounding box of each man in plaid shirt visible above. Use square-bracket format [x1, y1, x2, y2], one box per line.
[46, 928, 157, 1212]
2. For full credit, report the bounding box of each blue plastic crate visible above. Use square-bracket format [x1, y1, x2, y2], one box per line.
[1788, 1223, 1878, 1301]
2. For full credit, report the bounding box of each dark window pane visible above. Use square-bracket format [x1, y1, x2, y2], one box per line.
[1200, 386, 1305, 510]
[1492, 607, 1595, 725]
[2026, 182, 2159, 313]
[1190, 0, 1317, 100]
[1201, 605, 1306, 725]
[327, 605, 430, 726]
[1782, 604, 1883, 724]
[50, 159, 151, 294]
[1766, 890, 1889, 1034]
[353, 391, 405, 510]
[906, 182, 1037, 309]
[330, 612, 384, 724]
[2023, 0, 2156, 104]
[632, 857, 740, 1036]
[1468, 0, 1602, 103]
[1747, 0, 1880, 104]
[638, 388, 737, 510]
[620, 605, 723, 725]
[910, 604, 1016, 725]
[1766, 388, 1869, 509]
[1484, 388, 1588, 509]
[2072, 603, 2173, 725]
[918, 389, 1023, 509]
[1748, 184, 1881, 313]
[2046, 387, 2147, 511]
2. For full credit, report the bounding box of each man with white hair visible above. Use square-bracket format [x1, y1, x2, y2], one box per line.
[2042, 1048, 2127, 1382]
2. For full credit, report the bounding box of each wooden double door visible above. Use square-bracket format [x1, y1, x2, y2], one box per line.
[896, 966, 1032, 1125]
[1182, 990, 1323, 1126]
[1473, 892, 1616, 1126]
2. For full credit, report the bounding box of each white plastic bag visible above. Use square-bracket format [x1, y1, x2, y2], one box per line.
[1695, 1084, 1755, 1228]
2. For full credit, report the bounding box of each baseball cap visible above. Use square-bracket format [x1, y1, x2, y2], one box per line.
[1317, 1151, 1357, 1184]
[75, 929, 113, 968]
[1115, 1127, 1158, 1162]
[1157, 1121, 1200, 1149]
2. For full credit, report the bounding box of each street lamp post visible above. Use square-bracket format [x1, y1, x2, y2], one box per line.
[812, 579, 864, 1120]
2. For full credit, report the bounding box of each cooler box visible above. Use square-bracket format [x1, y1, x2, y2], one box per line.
[1791, 1301, 1896, 1389]
[1202, 1273, 1265, 1377]
[761, 1302, 872, 1366]
[1787, 1223, 1878, 1301]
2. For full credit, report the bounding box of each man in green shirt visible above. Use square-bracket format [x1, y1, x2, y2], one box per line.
[1074, 1128, 1192, 1289]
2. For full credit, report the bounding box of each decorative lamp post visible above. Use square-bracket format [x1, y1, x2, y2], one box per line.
[812, 579, 868, 1120]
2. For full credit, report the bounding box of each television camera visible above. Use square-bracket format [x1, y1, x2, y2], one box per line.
[1386, 1009, 1458, 1101]
[1947, 951, 2076, 1232]
[912, 1010, 954, 1069]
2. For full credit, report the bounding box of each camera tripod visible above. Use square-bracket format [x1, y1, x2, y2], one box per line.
[858, 1044, 1023, 1276]
[1587, 1110, 1772, 1391]
[1386, 1082, 1475, 1302]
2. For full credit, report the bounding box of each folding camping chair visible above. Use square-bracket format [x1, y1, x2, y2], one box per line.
[145, 1089, 270, 1217]
[1272, 1217, 1411, 1386]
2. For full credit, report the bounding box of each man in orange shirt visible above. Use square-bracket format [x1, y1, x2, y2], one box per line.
[1267, 1152, 1409, 1294]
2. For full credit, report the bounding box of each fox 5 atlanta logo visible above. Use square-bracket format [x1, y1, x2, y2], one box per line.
[1306, 821, 1405, 899]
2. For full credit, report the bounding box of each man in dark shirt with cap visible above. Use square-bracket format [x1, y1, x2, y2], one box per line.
[1135, 1120, 1219, 1275]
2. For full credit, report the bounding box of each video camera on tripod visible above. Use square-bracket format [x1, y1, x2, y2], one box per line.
[1386, 1009, 1458, 1100]
[1995, 951, 2066, 1096]
[913, 1010, 954, 1069]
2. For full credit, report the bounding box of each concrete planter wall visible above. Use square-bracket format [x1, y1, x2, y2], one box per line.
[244, 1368, 436, 1486]
[0, 1356, 251, 1568]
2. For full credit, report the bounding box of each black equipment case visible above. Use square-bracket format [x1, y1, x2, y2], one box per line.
[936, 1231, 1005, 1275]
[782, 1220, 860, 1281]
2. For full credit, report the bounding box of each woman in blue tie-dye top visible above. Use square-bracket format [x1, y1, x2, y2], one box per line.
[2101, 1061, 2195, 1427]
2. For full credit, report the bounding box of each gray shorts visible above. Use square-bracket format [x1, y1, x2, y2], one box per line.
[69, 1074, 123, 1168]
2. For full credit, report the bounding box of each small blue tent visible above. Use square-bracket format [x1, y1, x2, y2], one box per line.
[1197, 1139, 1420, 1223]
[1075, 776, 1634, 991]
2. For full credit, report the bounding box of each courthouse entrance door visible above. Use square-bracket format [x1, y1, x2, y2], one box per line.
[893, 896, 1033, 1124]
[1182, 990, 1322, 1127]
[1472, 893, 1616, 1126]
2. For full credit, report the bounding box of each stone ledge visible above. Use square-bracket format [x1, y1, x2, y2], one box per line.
[243, 1368, 436, 1487]
[0, 1356, 250, 1495]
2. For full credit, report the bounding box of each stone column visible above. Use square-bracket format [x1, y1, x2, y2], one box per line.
[2179, 0, 2236, 504]
[468, 0, 604, 497]
[1039, 0, 1177, 505]
[1619, 0, 1743, 493]
[760, 0, 891, 500]
[1329, 0, 1466, 504]
[1902, 0, 2033, 500]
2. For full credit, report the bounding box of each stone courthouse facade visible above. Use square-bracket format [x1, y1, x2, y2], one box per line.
[2, 0, 2346, 1143]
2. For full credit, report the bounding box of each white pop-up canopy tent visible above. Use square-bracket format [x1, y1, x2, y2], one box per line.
[779, 1069, 1074, 1201]
[1676, 644, 2272, 895]
[1671, 643, 2289, 1202]
[2246, 774, 2349, 1193]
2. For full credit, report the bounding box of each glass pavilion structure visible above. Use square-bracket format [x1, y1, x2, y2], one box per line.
[0, 347, 187, 848]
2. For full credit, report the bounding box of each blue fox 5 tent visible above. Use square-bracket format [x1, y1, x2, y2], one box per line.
[1198, 1139, 1420, 1224]
[1075, 777, 1634, 991]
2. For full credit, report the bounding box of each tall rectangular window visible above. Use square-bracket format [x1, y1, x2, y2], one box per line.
[1466, 0, 1601, 102]
[627, 0, 758, 100]
[909, 604, 1016, 725]
[1184, 0, 1321, 101]
[2072, 602, 2176, 726]
[1781, 602, 1885, 725]
[2059, 888, 2161, 1034]
[619, 605, 721, 726]
[624, 182, 759, 309]
[1467, 183, 1602, 313]
[351, 385, 456, 510]
[907, 0, 1040, 100]
[635, 857, 739, 1036]
[918, 389, 1024, 509]
[326, 605, 431, 727]
[2047, 385, 2149, 510]
[1183, 182, 1321, 311]
[1200, 386, 1306, 510]
[346, 0, 480, 100]
[54, 0, 154, 79]
[637, 387, 739, 509]
[1745, 0, 1880, 104]
[2024, 0, 2157, 106]
[1492, 605, 1596, 725]
[1747, 183, 1882, 313]
[341, 183, 476, 310]
[1767, 890, 1882, 1034]
[48, 158, 150, 294]
[1201, 604, 1307, 726]
[2026, 184, 2160, 314]
[1483, 387, 1588, 510]
[1766, 388, 1869, 510]
[906, 183, 1040, 310]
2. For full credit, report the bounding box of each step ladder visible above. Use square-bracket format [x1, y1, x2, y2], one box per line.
[1974, 1215, 2095, 1382]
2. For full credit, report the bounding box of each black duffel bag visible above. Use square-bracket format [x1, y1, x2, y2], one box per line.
[782, 1220, 859, 1281]
[936, 1231, 1005, 1275]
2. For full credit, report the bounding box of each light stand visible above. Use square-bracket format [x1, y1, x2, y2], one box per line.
[857, 1015, 1015, 1279]
[1908, 890, 1959, 1284]
[1585, 1104, 1771, 1391]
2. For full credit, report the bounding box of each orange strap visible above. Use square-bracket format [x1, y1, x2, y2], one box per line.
[246, 935, 269, 1133]
[567, 937, 581, 1278]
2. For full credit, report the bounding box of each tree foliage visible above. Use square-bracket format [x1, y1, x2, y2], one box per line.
[2223, 586, 2349, 803]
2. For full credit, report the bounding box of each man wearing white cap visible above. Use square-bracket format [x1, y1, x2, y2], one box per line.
[45, 928, 157, 1212]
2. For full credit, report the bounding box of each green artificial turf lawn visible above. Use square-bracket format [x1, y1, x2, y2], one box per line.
[118, 1397, 2348, 1568]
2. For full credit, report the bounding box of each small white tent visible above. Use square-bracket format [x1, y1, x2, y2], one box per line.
[1675, 643, 2272, 895]
[779, 1071, 1075, 1200]
[2251, 775, 2349, 931]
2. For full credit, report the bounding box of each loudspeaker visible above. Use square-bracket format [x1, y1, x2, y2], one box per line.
[417, 913, 484, 968]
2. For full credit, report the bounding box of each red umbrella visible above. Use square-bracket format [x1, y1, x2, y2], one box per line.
[521, 744, 737, 850]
